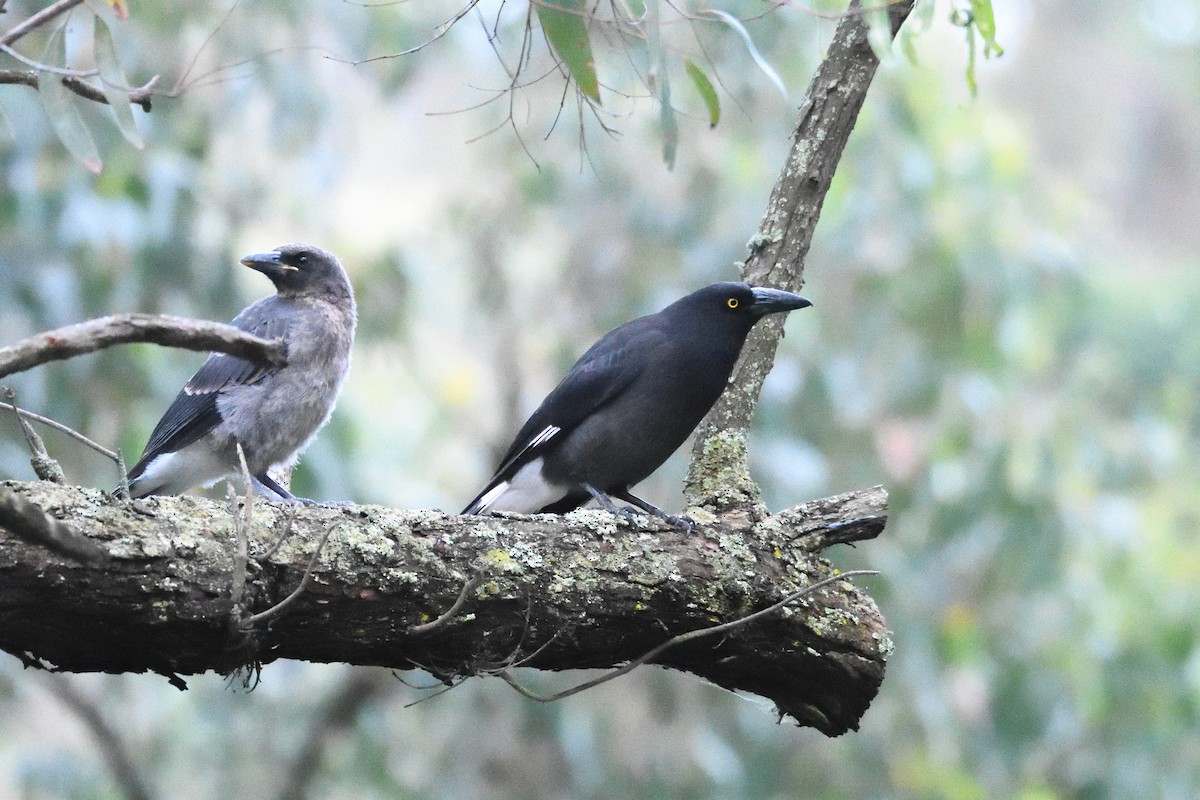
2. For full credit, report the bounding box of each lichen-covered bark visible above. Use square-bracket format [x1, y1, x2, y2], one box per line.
[686, 0, 916, 510]
[0, 480, 889, 735]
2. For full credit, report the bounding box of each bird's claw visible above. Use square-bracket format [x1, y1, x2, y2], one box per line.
[662, 513, 695, 534]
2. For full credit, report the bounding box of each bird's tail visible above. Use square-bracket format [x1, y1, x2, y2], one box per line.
[462, 480, 508, 515]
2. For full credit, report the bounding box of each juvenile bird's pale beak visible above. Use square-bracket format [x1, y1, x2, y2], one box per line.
[240, 251, 298, 277]
[749, 286, 813, 316]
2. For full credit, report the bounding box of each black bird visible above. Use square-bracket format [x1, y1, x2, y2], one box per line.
[122, 243, 356, 502]
[463, 282, 812, 527]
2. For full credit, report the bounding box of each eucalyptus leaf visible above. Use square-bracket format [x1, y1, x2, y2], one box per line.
[646, 0, 675, 167]
[93, 12, 144, 148]
[536, 0, 601, 104]
[684, 60, 719, 128]
[83, 0, 129, 24]
[969, 0, 1004, 56]
[39, 22, 102, 174]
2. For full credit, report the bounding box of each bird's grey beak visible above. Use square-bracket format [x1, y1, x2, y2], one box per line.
[750, 286, 812, 315]
[240, 251, 298, 277]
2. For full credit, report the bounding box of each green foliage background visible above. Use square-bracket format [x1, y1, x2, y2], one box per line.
[1, 1, 1198, 797]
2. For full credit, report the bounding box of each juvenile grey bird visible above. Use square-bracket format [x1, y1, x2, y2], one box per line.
[463, 282, 811, 527]
[122, 243, 356, 502]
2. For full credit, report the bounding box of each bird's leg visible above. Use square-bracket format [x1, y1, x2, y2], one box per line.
[253, 473, 316, 506]
[611, 489, 695, 534]
[580, 482, 641, 526]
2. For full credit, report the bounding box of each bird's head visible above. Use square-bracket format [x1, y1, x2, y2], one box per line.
[691, 282, 812, 325]
[240, 243, 351, 299]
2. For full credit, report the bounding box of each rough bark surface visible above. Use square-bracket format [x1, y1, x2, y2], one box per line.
[686, 0, 915, 510]
[0, 480, 890, 735]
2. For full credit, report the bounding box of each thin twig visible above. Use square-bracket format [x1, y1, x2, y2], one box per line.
[407, 573, 484, 635]
[401, 678, 465, 709]
[243, 522, 340, 627]
[228, 444, 254, 611]
[0, 43, 99, 77]
[498, 570, 878, 703]
[0, 399, 119, 462]
[256, 505, 298, 564]
[0, 0, 83, 48]
[2, 387, 65, 483]
[0, 64, 159, 112]
[325, 0, 482, 65]
[0, 313, 286, 381]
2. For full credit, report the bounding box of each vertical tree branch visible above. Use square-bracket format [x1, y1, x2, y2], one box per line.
[46, 676, 157, 800]
[685, 0, 916, 512]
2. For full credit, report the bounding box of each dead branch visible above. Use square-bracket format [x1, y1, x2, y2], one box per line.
[0, 313, 287, 381]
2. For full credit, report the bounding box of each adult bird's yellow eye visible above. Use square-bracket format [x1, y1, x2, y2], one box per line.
[727, 297, 739, 309]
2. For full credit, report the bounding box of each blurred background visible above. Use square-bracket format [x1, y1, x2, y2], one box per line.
[2, 0, 1199, 797]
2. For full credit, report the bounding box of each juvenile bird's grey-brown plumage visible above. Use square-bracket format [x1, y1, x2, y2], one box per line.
[463, 282, 812, 528]
[122, 243, 356, 502]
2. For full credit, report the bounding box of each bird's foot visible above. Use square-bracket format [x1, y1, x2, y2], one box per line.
[658, 512, 695, 534]
[252, 473, 316, 505]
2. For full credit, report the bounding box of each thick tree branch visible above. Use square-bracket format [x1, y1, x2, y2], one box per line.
[685, 0, 915, 511]
[0, 480, 890, 736]
[0, 313, 287, 380]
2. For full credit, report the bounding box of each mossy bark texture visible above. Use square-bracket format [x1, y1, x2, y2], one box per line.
[0, 480, 887, 735]
[686, 0, 915, 510]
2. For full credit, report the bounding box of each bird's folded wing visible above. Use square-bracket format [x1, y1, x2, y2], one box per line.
[486, 324, 664, 481]
[130, 313, 288, 475]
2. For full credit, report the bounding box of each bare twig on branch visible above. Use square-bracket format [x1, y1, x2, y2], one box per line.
[496, 569, 877, 704]
[407, 573, 484, 635]
[0, 0, 84, 48]
[0, 69, 159, 110]
[685, 0, 916, 511]
[0, 398, 120, 462]
[257, 506, 298, 564]
[2, 387, 65, 483]
[45, 676, 157, 800]
[0, 313, 287, 381]
[242, 522, 341, 628]
[228, 444, 256, 612]
[0, 484, 108, 564]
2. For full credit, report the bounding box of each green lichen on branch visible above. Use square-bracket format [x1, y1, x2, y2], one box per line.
[684, 428, 764, 513]
[0, 479, 889, 735]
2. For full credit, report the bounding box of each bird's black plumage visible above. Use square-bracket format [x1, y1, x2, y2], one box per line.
[463, 282, 812, 527]
[122, 243, 356, 502]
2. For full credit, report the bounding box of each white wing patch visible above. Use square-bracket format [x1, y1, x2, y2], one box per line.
[473, 457, 567, 514]
[528, 425, 560, 450]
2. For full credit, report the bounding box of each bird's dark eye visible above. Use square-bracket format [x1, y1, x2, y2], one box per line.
[297, 254, 310, 267]
[726, 297, 740, 309]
